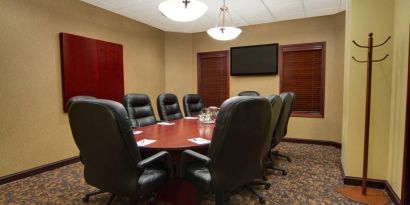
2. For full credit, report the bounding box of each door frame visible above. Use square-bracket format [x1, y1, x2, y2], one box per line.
[197, 50, 230, 106]
[402, 27, 410, 205]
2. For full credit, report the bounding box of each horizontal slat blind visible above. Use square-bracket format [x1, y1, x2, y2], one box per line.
[198, 51, 229, 107]
[280, 42, 325, 117]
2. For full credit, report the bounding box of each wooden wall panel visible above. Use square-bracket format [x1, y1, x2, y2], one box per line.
[59, 33, 124, 112]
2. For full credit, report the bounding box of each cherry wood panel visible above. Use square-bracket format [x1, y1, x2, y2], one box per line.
[134, 118, 214, 150]
[402, 28, 410, 205]
[280, 42, 326, 118]
[197, 51, 230, 107]
[59, 33, 124, 112]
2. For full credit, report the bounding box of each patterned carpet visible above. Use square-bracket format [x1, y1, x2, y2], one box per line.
[0, 142, 392, 205]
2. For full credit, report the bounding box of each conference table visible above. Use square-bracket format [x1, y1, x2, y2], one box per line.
[133, 117, 215, 205]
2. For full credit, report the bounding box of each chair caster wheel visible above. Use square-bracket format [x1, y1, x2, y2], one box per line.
[287, 158, 292, 162]
[264, 184, 271, 190]
[82, 196, 89, 203]
[263, 176, 268, 181]
[281, 171, 287, 176]
[259, 198, 266, 204]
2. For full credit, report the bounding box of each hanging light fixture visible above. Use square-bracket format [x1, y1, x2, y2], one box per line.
[207, 0, 241, 41]
[158, 0, 208, 22]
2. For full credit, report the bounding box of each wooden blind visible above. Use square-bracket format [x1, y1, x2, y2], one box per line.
[197, 51, 229, 107]
[280, 42, 325, 118]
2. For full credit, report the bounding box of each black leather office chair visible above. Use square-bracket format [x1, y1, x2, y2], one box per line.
[68, 99, 173, 204]
[123, 93, 157, 127]
[157, 93, 183, 121]
[238, 90, 260, 96]
[182, 94, 204, 117]
[67, 96, 107, 202]
[245, 94, 283, 203]
[67, 96, 96, 108]
[180, 96, 272, 205]
[270, 92, 296, 175]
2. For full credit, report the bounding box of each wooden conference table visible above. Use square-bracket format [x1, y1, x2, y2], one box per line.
[133, 118, 215, 205]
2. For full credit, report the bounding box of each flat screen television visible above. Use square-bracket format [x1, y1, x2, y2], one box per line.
[230, 43, 278, 76]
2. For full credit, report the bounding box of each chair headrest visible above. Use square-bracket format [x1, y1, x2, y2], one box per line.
[124, 93, 151, 106]
[158, 93, 178, 104]
[184, 94, 201, 103]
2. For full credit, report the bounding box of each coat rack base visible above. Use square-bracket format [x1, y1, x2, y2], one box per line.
[336, 186, 389, 205]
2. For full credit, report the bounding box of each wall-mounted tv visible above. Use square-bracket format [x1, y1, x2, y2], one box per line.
[230, 43, 278, 76]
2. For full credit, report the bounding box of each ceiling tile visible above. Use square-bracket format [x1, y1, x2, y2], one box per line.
[80, 0, 346, 33]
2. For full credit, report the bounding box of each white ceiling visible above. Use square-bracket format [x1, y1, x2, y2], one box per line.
[81, 0, 346, 33]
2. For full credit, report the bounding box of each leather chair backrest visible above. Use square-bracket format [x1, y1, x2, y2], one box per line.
[67, 96, 96, 109]
[183, 94, 204, 117]
[238, 91, 260, 96]
[157, 93, 183, 121]
[265, 95, 283, 154]
[272, 92, 295, 147]
[68, 99, 141, 195]
[208, 96, 272, 192]
[123, 93, 156, 127]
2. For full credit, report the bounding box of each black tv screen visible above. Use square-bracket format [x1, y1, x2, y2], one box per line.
[230, 44, 278, 76]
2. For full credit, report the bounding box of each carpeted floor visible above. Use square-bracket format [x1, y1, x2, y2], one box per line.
[0, 142, 392, 205]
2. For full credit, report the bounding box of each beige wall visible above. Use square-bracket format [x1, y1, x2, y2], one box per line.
[0, 0, 165, 176]
[342, 0, 410, 197]
[164, 32, 194, 107]
[185, 13, 345, 143]
[342, 0, 394, 180]
[387, 0, 410, 196]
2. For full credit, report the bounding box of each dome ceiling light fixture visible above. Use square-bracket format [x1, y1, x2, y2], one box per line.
[207, 0, 241, 41]
[158, 0, 208, 22]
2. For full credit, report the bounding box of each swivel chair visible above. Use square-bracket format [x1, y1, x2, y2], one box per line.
[270, 92, 296, 174]
[182, 94, 204, 117]
[246, 94, 283, 203]
[157, 93, 183, 121]
[68, 99, 173, 204]
[180, 96, 272, 205]
[123, 93, 157, 127]
[238, 90, 260, 96]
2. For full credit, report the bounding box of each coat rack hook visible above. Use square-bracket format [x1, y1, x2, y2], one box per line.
[372, 54, 389, 62]
[373, 37, 391, 47]
[352, 40, 369, 48]
[352, 56, 368, 63]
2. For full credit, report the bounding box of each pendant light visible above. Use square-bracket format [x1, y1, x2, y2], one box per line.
[158, 0, 208, 22]
[207, 0, 242, 41]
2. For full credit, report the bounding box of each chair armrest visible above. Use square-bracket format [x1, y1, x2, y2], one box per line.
[180, 149, 211, 177]
[137, 151, 173, 178]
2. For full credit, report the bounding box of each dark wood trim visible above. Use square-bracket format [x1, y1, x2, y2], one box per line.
[197, 50, 230, 105]
[343, 176, 386, 189]
[342, 176, 401, 205]
[0, 156, 80, 185]
[386, 180, 402, 205]
[282, 137, 341, 148]
[291, 112, 324, 118]
[401, 27, 410, 205]
[279, 42, 326, 118]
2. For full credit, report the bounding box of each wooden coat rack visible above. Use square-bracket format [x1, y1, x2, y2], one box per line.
[352, 33, 390, 195]
[337, 33, 391, 205]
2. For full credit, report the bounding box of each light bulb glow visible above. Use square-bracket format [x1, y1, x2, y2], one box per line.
[207, 27, 242, 41]
[158, 0, 208, 22]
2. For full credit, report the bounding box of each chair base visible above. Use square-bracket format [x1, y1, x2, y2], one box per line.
[82, 190, 105, 202]
[83, 190, 115, 205]
[215, 192, 231, 205]
[271, 150, 291, 162]
[243, 179, 271, 204]
[265, 153, 288, 175]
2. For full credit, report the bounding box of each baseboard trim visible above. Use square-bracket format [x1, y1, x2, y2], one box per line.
[343, 176, 401, 204]
[0, 156, 80, 185]
[282, 137, 342, 148]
